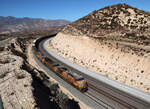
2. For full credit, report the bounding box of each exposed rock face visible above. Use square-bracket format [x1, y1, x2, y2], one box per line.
[62, 4, 150, 45]
[0, 40, 37, 109]
[0, 37, 80, 109]
[49, 4, 150, 93]
[50, 33, 150, 93]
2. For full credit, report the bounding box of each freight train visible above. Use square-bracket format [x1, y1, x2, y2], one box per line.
[32, 39, 88, 92]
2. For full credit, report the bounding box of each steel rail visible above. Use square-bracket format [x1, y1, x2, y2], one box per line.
[87, 83, 137, 109]
[35, 34, 150, 109]
[85, 90, 114, 109]
[32, 48, 107, 109]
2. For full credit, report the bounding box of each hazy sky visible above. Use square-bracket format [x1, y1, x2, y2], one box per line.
[0, 0, 150, 21]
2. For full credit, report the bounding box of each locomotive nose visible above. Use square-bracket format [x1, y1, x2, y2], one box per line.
[80, 81, 88, 89]
[81, 81, 88, 92]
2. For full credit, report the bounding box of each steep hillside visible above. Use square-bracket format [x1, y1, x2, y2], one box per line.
[0, 16, 70, 36]
[62, 4, 150, 45]
[49, 4, 150, 93]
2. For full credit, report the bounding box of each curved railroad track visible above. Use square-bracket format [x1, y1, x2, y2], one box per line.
[34, 34, 150, 109]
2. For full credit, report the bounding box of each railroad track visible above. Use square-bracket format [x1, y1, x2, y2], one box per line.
[34, 34, 150, 109]
[86, 83, 136, 109]
[85, 90, 114, 109]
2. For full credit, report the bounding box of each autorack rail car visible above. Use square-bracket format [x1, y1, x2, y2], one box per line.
[32, 40, 88, 92]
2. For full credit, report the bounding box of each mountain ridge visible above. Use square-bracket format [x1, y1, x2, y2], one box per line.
[0, 16, 70, 36]
[62, 3, 150, 45]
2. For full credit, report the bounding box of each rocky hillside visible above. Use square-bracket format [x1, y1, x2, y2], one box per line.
[0, 36, 81, 109]
[49, 4, 150, 93]
[62, 4, 150, 45]
[0, 16, 70, 36]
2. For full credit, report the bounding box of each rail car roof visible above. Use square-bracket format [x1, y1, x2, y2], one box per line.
[68, 71, 84, 81]
[52, 63, 59, 66]
[57, 66, 68, 71]
[45, 57, 54, 63]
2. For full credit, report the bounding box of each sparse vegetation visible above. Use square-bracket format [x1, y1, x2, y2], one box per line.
[16, 73, 26, 79]
[55, 3, 150, 94]
[62, 4, 150, 45]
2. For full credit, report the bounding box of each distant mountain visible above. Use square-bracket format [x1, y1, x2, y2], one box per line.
[62, 4, 150, 45]
[0, 16, 70, 36]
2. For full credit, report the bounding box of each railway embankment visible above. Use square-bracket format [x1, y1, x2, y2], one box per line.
[0, 36, 80, 109]
[47, 3, 150, 94]
[48, 32, 150, 93]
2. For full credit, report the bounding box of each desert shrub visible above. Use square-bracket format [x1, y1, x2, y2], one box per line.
[127, 19, 131, 24]
[139, 35, 148, 40]
[125, 33, 137, 40]
[16, 73, 26, 79]
[144, 21, 147, 24]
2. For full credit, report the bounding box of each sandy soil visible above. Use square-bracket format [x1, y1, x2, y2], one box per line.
[27, 44, 91, 109]
[48, 32, 150, 93]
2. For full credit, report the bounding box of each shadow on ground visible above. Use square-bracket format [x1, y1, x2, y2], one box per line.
[32, 75, 60, 109]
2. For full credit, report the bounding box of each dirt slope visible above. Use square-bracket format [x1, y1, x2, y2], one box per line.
[49, 4, 150, 93]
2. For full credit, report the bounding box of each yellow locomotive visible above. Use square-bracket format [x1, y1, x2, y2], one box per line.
[54, 65, 88, 92]
[33, 47, 88, 92]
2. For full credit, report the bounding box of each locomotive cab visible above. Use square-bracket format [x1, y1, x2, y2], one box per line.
[57, 66, 68, 73]
[70, 72, 88, 92]
[76, 77, 88, 92]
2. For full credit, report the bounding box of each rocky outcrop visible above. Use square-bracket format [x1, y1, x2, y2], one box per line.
[0, 37, 80, 109]
[0, 39, 37, 109]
